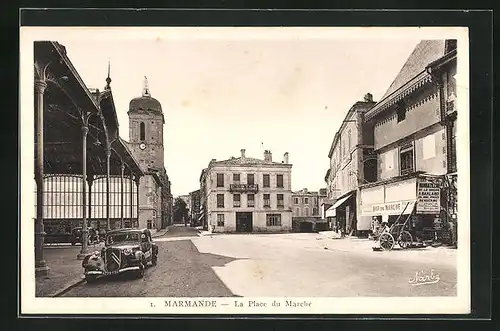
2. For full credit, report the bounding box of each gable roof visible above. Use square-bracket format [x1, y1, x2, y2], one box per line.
[381, 40, 446, 101]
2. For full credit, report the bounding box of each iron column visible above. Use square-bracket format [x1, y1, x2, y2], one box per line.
[106, 147, 111, 231]
[129, 174, 133, 227]
[135, 177, 140, 228]
[77, 123, 90, 259]
[34, 78, 50, 276]
[120, 162, 124, 228]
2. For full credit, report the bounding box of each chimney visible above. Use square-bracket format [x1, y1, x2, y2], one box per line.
[363, 93, 373, 102]
[240, 149, 246, 159]
[264, 150, 272, 162]
[283, 152, 289, 164]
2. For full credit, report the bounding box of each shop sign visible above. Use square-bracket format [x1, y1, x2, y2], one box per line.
[361, 200, 415, 217]
[416, 180, 441, 214]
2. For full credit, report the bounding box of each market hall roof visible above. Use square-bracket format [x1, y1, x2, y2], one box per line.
[365, 40, 447, 121]
[35, 41, 143, 178]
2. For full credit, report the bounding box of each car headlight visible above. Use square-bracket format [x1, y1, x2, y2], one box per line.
[123, 248, 132, 255]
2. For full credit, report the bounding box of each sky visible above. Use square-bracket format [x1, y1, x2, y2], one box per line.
[28, 28, 424, 197]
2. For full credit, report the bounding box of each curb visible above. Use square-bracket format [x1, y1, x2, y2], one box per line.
[50, 276, 85, 297]
[152, 227, 170, 238]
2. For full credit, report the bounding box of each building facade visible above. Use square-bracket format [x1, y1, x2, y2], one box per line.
[359, 39, 458, 245]
[291, 188, 328, 232]
[202, 149, 292, 233]
[324, 93, 377, 236]
[126, 77, 173, 231]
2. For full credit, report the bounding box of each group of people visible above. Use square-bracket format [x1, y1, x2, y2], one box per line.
[74, 227, 101, 244]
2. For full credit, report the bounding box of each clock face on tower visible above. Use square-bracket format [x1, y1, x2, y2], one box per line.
[139, 143, 146, 150]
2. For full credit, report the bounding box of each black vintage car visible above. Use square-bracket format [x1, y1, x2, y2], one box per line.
[81, 228, 158, 283]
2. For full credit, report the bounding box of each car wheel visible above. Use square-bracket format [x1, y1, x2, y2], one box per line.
[85, 275, 97, 283]
[152, 254, 157, 266]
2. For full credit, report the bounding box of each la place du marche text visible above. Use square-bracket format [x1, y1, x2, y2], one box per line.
[163, 299, 313, 308]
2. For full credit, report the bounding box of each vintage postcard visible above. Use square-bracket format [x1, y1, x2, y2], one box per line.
[20, 26, 470, 315]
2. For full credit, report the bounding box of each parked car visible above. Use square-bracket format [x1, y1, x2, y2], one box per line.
[44, 226, 83, 245]
[81, 228, 158, 283]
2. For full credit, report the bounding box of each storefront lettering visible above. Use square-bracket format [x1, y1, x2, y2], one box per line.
[362, 200, 414, 216]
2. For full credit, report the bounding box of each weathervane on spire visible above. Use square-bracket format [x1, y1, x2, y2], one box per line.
[105, 59, 111, 89]
[143, 75, 151, 97]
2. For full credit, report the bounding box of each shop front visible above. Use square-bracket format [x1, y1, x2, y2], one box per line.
[324, 192, 357, 236]
[359, 174, 450, 244]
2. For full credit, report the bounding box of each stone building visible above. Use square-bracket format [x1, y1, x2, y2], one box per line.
[324, 93, 377, 236]
[126, 77, 173, 231]
[291, 188, 328, 232]
[201, 149, 292, 233]
[359, 39, 458, 245]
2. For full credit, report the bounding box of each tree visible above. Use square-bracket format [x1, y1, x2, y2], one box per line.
[173, 197, 188, 224]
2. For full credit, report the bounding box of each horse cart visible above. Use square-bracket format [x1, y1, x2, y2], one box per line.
[373, 201, 415, 251]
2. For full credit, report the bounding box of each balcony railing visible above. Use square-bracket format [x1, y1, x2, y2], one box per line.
[229, 183, 259, 193]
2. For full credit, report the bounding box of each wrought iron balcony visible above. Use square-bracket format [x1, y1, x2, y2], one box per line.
[229, 183, 259, 193]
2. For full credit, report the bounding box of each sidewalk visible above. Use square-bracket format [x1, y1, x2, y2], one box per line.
[317, 235, 457, 267]
[36, 243, 103, 297]
[152, 225, 173, 238]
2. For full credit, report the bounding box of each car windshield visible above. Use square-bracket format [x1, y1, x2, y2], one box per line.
[106, 232, 140, 245]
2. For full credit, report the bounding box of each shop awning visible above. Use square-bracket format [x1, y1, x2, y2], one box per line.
[325, 205, 336, 217]
[331, 193, 353, 209]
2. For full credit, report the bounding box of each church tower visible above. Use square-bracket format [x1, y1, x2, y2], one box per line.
[128, 76, 165, 170]
[127, 77, 167, 230]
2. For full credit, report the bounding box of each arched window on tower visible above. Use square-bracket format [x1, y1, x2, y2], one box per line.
[140, 122, 145, 141]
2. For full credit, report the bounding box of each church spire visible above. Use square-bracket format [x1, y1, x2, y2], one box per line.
[105, 60, 111, 90]
[142, 76, 151, 97]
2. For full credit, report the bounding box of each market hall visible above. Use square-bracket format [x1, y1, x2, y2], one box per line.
[34, 41, 144, 276]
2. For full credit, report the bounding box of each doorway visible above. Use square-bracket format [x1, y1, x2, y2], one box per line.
[236, 212, 253, 232]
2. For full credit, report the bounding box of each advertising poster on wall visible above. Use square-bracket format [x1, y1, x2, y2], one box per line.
[416, 179, 441, 214]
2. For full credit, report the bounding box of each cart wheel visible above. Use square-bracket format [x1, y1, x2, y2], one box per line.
[398, 231, 413, 249]
[379, 233, 395, 251]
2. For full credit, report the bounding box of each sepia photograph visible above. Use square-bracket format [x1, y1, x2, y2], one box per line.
[20, 25, 470, 315]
